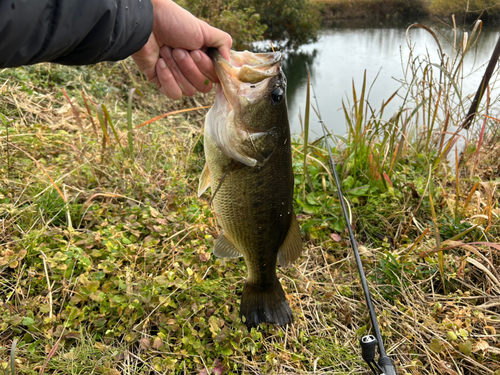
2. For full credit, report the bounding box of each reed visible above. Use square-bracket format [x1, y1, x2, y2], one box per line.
[126, 88, 141, 161]
[294, 19, 500, 292]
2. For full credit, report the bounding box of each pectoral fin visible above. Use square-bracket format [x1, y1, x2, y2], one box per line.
[197, 163, 211, 198]
[214, 231, 242, 258]
[278, 212, 302, 268]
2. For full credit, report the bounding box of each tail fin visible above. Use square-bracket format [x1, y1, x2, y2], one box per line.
[240, 280, 293, 328]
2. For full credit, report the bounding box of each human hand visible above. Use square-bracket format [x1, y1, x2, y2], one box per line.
[132, 0, 232, 99]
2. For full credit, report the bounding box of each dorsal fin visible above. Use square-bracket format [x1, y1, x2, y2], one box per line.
[197, 163, 210, 198]
[278, 212, 302, 268]
[214, 231, 242, 258]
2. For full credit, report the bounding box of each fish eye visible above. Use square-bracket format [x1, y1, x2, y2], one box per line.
[271, 86, 284, 105]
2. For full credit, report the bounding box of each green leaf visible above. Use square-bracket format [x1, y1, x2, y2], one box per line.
[86, 280, 100, 293]
[459, 340, 472, 356]
[429, 337, 443, 353]
[154, 275, 169, 286]
[459, 328, 468, 338]
[101, 104, 125, 154]
[52, 251, 68, 262]
[112, 294, 126, 304]
[220, 346, 233, 356]
[446, 331, 457, 341]
[22, 317, 35, 326]
[347, 185, 369, 197]
[6, 315, 23, 326]
[344, 175, 355, 190]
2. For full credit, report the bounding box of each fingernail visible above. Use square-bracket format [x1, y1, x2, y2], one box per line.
[191, 50, 201, 62]
[161, 46, 172, 59]
[158, 58, 166, 69]
[173, 49, 186, 61]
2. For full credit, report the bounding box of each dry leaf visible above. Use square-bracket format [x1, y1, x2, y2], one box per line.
[153, 337, 163, 349]
[150, 207, 159, 218]
[472, 340, 489, 352]
[330, 233, 341, 242]
[438, 361, 458, 375]
[139, 337, 151, 349]
[199, 252, 210, 262]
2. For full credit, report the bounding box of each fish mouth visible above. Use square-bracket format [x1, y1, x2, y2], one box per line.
[208, 49, 282, 107]
[206, 49, 284, 167]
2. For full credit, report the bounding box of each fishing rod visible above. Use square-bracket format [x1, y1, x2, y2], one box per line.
[305, 66, 398, 375]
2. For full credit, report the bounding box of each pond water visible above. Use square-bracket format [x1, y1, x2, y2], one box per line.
[279, 20, 500, 139]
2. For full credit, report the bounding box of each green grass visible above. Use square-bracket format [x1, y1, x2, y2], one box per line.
[1, 21, 500, 375]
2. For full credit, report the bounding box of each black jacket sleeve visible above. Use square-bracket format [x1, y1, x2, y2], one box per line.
[0, 0, 153, 68]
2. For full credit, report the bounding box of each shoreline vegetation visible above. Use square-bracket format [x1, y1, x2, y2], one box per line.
[314, 0, 500, 25]
[1, 2, 500, 375]
[178, 0, 500, 56]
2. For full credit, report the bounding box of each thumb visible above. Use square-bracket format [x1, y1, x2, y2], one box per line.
[202, 23, 232, 61]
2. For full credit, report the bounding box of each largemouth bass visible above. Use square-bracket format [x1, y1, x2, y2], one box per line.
[198, 49, 302, 327]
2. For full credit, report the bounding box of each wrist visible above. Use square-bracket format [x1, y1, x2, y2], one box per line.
[151, 0, 172, 14]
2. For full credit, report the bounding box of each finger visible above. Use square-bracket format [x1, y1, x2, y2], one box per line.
[190, 50, 219, 84]
[201, 23, 232, 61]
[172, 48, 213, 94]
[160, 46, 197, 97]
[156, 58, 182, 99]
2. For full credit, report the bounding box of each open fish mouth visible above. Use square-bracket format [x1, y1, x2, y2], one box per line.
[206, 49, 285, 167]
[209, 49, 282, 104]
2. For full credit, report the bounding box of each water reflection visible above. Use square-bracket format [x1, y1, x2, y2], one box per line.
[282, 50, 318, 133]
[283, 22, 500, 138]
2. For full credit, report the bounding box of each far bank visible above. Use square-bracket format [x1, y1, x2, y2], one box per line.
[314, 0, 500, 26]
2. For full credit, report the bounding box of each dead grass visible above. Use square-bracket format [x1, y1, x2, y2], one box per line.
[0, 54, 499, 375]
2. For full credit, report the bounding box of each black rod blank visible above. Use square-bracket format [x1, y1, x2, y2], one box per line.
[306, 65, 397, 375]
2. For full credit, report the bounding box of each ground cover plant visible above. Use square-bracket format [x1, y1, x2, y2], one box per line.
[1, 21, 500, 375]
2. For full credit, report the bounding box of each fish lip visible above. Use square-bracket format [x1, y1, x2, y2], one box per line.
[207, 48, 282, 71]
[207, 49, 236, 97]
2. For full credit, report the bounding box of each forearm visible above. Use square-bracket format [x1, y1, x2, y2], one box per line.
[0, 0, 153, 68]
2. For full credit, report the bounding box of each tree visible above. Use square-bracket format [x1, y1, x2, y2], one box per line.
[178, 0, 321, 50]
[240, 0, 321, 50]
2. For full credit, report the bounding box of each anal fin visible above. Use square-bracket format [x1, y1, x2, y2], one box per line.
[278, 212, 302, 268]
[214, 231, 242, 258]
[197, 163, 210, 198]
